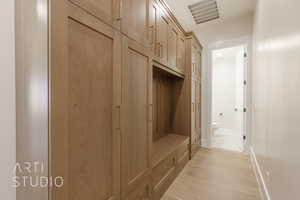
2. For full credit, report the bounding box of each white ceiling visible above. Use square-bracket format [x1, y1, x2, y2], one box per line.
[164, 0, 256, 31]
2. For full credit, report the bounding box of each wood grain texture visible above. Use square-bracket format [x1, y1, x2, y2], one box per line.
[163, 148, 261, 200]
[157, 8, 169, 65]
[176, 36, 185, 74]
[121, 36, 152, 198]
[69, 0, 121, 29]
[167, 25, 178, 69]
[153, 69, 174, 141]
[122, 0, 150, 47]
[151, 134, 189, 200]
[51, 3, 122, 200]
[185, 35, 202, 158]
[152, 134, 189, 166]
[68, 18, 115, 200]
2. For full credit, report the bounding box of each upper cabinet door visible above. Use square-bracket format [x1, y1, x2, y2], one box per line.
[157, 8, 169, 65]
[168, 25, 178, 70]
[69, 0, 121, 29]
[122, 0, 150, 47]
[177, 36, 185, 74]
[121, 36, 152, 199]
[150, 0, 158, 54]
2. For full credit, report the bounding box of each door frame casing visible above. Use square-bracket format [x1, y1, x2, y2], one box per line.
[202, 35, 253, 153]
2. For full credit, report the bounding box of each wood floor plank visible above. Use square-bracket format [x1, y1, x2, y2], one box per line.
[162, 148, 261, 200]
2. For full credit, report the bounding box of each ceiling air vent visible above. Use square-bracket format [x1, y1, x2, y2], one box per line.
[188, 0, 220, 24]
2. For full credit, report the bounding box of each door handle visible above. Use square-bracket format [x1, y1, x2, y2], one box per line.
[157, 42, 160, 57]
[115, 106, 121, 130]
[115, 0, 122, 21]
[149, 104, 153, 122]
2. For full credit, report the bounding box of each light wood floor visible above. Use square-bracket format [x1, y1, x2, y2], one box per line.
[162, 148, 261, 200]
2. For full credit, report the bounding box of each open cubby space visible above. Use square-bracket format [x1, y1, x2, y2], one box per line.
[152, 66, 189, 167]
[153, 67, 186, 142]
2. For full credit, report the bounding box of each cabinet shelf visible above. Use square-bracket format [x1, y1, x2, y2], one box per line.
[152, 134, 189, 167]
[153, 60, 185, 79]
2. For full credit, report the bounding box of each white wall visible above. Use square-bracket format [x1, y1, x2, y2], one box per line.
[0, 0, 16, 199]
[196, 14, 253, 148]
[252, 0, 300, 199]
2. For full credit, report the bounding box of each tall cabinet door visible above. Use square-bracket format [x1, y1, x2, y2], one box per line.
[51, 3, 122, 200]
[122, 0, 150, 47]
[121, 36, 152, 199]
[69, 0, 121, 28]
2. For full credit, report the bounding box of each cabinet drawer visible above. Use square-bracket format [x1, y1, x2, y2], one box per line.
[176, 151, 189, 174]
[177, 141, 189, 161]
[152, 163, 176, 200]
[152, 153, 176, 188]
[125, 178, 151, 200]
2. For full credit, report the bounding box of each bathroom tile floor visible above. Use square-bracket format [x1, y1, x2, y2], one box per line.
[211, 128, 243, 152]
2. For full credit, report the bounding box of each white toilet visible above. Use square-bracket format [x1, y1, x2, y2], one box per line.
[212, 122, 221, 136]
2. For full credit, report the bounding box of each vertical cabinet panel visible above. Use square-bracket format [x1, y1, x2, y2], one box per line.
[121, 37, 152, 198]
[168, 26, 178, 69]
[122, 0, 150, 47]
[191, 78, 196, 143]
[69, 0, 121, 28]
[197, 51, 202, 78]
[67, 5, 121, 200]
[177, 36, 185, 73]
[157, 8, 169, 65]
[150, 0, 158, 54]
[191, 44, 197, 77]
[192, 43, 201, 79]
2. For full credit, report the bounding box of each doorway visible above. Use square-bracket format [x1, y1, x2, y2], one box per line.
[211, 45, 246, 152]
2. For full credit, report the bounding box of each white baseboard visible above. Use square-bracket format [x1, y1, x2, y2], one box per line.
[250, 147, 271, 200]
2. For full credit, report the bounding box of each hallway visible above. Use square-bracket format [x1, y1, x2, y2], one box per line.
[2, 0, 300, 200]
[163, 149, 260, 200]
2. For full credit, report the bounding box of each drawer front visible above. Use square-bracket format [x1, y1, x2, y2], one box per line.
[152, 153, 176, 188]
[151, 166, 176, 200]
[125, 179, 151, 200]
[177, 141, 189, 162]
[176, 151, 189, 174]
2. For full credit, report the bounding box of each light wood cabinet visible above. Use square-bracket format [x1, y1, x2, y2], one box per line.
[192, 79, 201, 150]
[121, 36, 152, 198]
[157, 7, 169, 65]
[69, 0, 121, 28]
[150, 0, 185, 76]
[177, 36, 186, 73]
[168, 25, 178, 69]
[17, 0, 202, 200]
[50, 3, 122, 200]
[192, 42, 202, 79]
[186, 33, 203, 158]
[150, 0, 158, 54]
[121, 0, 150, 47]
